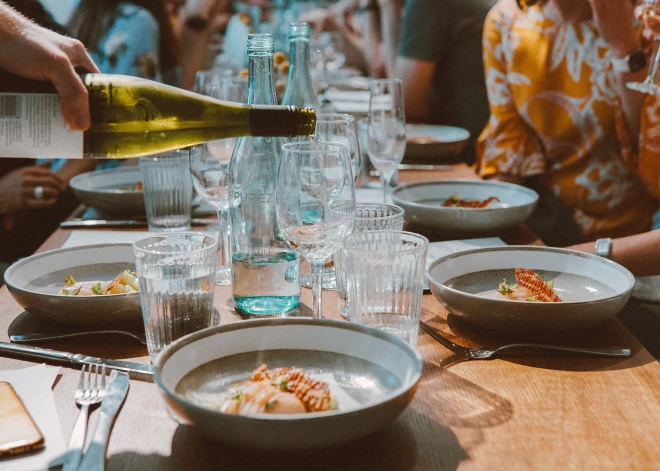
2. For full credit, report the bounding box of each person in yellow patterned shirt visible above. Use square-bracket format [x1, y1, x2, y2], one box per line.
[477, 0, 658, 244]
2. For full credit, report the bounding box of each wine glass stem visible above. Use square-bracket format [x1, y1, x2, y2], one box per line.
[310, 259, 325, 319]
[649, 41, 660, 84]
[217, 208, 231, 275]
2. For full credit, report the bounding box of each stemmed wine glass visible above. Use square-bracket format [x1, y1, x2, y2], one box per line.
[367, 79, 406, 203]
[276, 141, 356, 318]
[190, 70, 241, 285]
[628, 0, 660, 94]
[300, 113, 361, 290]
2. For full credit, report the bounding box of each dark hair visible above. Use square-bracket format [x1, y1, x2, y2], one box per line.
[4, 0, 69, 35]
[515, 0, 549, 11]
[68, 0, 178, 74]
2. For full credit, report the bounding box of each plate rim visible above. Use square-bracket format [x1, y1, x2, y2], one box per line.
[427, 245, 636, 306]
[405, 124, 470, 143]
[70, 166, 143, 195]
[4, 242, 139, 300]
[392, 179, 539, 212]
[153, 318, 424, 423]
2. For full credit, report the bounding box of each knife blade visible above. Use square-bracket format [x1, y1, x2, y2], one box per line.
[0, 342, 154, 380]
[60, 218, 215, 228]
[78, 370, 130, 471]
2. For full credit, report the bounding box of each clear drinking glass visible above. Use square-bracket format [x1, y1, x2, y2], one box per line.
[628, 0, 660, 94]
[139, 149, 193, 232]
[300, 113, 361, 290]
[343, 231, 428, 347]
[133, 232, 218, 361]
[191, 70, 245, 285]
[276, 141, 356, 318]
[367, 79, 406, 203]
[335, 204, 405, 320]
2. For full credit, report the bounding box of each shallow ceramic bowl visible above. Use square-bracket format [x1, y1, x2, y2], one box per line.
[428, 246, 635, 336]
[70, 166, 144, 216]
[4, 243, 141, 326]
[405, 124, 470, 162]
[154, 318, 423, 450]
[393, 179, 538, 234]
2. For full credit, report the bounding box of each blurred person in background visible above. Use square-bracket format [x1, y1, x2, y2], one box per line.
[397, 0, 497, 165]
[477, 0, 658, 247]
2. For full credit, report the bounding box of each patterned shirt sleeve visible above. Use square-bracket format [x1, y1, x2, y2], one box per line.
[476, 6, 546, 178]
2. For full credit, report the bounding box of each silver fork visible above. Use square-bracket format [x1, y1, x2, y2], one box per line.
[61, 365, 107, 471]
[419, 321, 631, 359]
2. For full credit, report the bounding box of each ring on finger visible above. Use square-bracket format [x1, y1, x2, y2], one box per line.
[33, 186, 44, 200]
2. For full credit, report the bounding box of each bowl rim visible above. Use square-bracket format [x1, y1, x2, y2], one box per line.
[405, 124, 471, 143]
[426, 245, 636, 306]
[153, 318, 424, 422]
[69, 166, 143, 195]
[4, 242, 139, 300]
[392, 179, 539, 212]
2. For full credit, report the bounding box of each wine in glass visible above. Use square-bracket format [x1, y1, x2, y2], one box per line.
[276, 141, 356, 318]
[367, 79, 406, 203]
[628, 0, 660, 94]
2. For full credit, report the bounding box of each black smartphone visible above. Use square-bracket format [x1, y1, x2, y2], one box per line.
[0, 381, 45, 457]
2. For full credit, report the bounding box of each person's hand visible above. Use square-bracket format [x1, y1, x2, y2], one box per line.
[636, 1, 660, 40]
[0, 4, 99, 131]
[588, 0, 639, 57]
[0, 164, 64, 215]
[300, 8, 340, 37]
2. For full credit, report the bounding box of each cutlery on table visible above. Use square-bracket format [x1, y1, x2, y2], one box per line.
[78, 370, 130, 471]
[10, 329, 147, 345]
[60, 218, 214, 229]
[419, 321, 632, 359]
[62, 365, 107, 471]
[0, 341, 154, 380]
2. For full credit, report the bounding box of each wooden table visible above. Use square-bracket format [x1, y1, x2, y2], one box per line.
[1, 164, 660, 470]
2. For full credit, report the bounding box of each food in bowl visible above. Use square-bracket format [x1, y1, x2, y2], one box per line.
[479, 267, 561, 302]
[116, 182, 143, 191]
[60, 269, 139, 296]
[179, 364, 338, 415]
[441, 193, 508, 209]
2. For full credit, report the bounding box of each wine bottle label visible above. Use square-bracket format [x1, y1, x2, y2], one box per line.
[0, 93, 83, 158]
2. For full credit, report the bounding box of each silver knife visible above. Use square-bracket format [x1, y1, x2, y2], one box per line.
[0, 342, 154, 380]
[78, 370, 130, 471]
[60, 218, 215, 228]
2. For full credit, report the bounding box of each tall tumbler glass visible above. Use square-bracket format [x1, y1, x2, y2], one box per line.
[335, 204, 405, 320]
[134, 232, 218, 361]
[343, 231, 428, 347]
[139, 149, 193, 232]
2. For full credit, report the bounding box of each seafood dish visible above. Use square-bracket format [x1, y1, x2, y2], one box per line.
[205, 364, 338, 415]
[441, 193, 508, 209]
[479, 267, 562, 302]
[60, 269, 139, 296]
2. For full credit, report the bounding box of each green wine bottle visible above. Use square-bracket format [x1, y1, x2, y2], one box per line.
[0, 73, 316, 159]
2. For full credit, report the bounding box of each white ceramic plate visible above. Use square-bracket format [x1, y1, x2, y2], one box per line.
[392, 179, 538, 234]
[406, 124, 470, 162]
[155, 319, 423, 450]
[4, 243, 141, 326]
[70, 166, 145, 216]
[428, 246, 635, 336]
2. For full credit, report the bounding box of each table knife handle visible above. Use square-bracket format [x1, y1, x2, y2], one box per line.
[77, 410, 116, 471]
[0, 341, 75, 362]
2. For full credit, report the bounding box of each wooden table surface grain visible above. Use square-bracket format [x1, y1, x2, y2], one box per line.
[1, 164, 659, 470]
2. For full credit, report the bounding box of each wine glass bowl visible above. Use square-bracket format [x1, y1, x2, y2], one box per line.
[276, 141, 356, 319]
[628, 0, 660, 95]
[367, 79, 406, 203]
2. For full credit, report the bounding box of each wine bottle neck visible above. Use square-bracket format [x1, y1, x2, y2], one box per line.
[247, 55, 277, 105]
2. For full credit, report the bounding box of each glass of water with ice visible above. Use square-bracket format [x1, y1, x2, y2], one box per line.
[133, 232, 218, 361]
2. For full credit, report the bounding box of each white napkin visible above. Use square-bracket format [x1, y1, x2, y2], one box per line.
[61, 231, 153, 249]
[0, 365, 64, 471]
[324, 90, 370, 103]
[355, 187, 386, 204]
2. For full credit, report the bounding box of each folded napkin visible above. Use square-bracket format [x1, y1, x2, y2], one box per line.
[0, 365, 64, 471]
[61, 231, 153, 249]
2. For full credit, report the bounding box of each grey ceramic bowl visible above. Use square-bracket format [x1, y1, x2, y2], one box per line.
[4, 243, 142, 326]
[393, 179, 538, 234]
[427, 246, 635, 336]
[70, 166, 145, 216]
[154, 318, 423, 450]
[405, 124, 470, 162]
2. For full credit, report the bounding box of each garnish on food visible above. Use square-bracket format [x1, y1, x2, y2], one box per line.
[60, 269, 139, 296]
[441, 193, 502, 208]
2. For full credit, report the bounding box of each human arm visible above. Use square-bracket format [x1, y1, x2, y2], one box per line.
[54, 160, 97, 189]
[0, 1, 99, 130]
[0, 165, 64, 215]
[569, 231, 660, 277]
